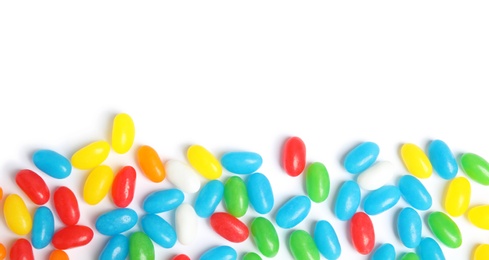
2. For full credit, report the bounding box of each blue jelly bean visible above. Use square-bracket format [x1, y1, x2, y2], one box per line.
[371, 243, 395, 260]
[397, 207, 422, 248]
[221, 151, 262, 174]
[195, 180, 224, 218]
[314, 220, 341, 259]
[334, 180, 361, 221]
[32, 206, 54, 249]
[343, 142, 379, 174]
[32, 149, 72, 179]
[398, 175, 432, 210]
[143, 189, 184, 214]
[246, 172, 274, 214]
[275, 195, 311, 229]
[416, 237, 445, 260]
[428, 140, 458, 180]
[99, 234, 129, 260]
[141, 214, 176, 248]
[363, 185, 401, 215]
[200, 245, 237, 260]
[96, 208, 138, 236]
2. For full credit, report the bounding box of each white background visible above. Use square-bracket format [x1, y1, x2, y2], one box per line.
[1, 1, 489, 260]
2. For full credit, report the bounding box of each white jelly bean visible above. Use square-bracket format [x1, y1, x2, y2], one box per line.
[175, 203, 198, 245]
[165, 159, 201, 194]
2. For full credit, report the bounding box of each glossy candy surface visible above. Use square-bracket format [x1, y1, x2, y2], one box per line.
[129, 231, 155, 260]
[96, 208, 138, 236]
[32, 206, 55, 249]
[344, 141, 380, 174]
[363, 185, 401, 215]
[473, 244, 489, 260]
[0, 243, 5, 260]
[400, 252, 420, 260]
[289, 230, 320, 260]
[143, 189, 184, 214]
[52, 225, 94, 249]
[111, 166, 136, 208]
[398, 175, 432, 210]
[428, 211, 462, 248]
[49, 250, 69, 260]
[99, 234, 129, 260]
[141, 214, 177, 248]
[416, 237, 445, 260]
[221, 151, 262, 174]
[250, 217, 279, 257]
[401, 143, 433, 178]
[4, 194, 32, 235]
[460, 153, 489, 185]
[175, 203, 198, 245]
[314, 220, 341, 259]
[172, 254, 191, 260]
[371, 243, 395, 260]
[356, 161, 394, 190]
[111, 113, 135, 154]
[210, 212, 249, 242]
[444, 177, 471, 217]
[350, 212, 375, 255]
[194, 180, 224, 218]
[136, 145, 166, 182]
[467, 205, 489, 230]
[16, 169, 50, 205]
[306, 162, 330, 203]
[275, 195, 311, 229]
[71, 140, 110, 169]
[83, 165, 114, 205]
[246, 172, 274, 214]
[282, 136, 306, 177]
[199, 245, 237, 260]
[334, 180, 361, 221]
[428, 140, 458, 180]
[33, 149, 72, 179]
[165, 159, 201, 193]
[10, 239, 34, 260]
[224, 176, 249, 217]
[397, 207, 422, 248]
[187, 144, 222, 180]
[242, 252, 261, 260]
[53, 186, 80, 226]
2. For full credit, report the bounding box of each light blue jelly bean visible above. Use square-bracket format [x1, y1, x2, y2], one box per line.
[141, 214, 176, 248]
[99, 234, 129, 260]
[416, 237, 445, 260]
[334, 180, 361, 221]
[343, 142, 379, 174]
[398, 175, 432, 211]
[363, 185, 401, 215]
[96, 208, 138, 236]
[32, 206, 54, 249]
[32, 149, 72, 179]
[221, 151, 263, 174]
[200, 245, 237, 260]
[428, 140, 458, 180]
[397, 207, 422, 248]
[246, 173, 274, 214]
[195, 180, 224, 218]
[372, 243, 395, 260]
[275, 195, 311, 229]
[314, 220, 341, 259]
[143, 188, 184, 214]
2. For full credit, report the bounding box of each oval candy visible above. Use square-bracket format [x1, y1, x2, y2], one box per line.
[194, 180, 224, 218]
[350, 212, 375, 255]
[83, 165, 114, 205]
[275, 195, 311, 229]
[33, 149, 72, 179]
[468, 205, 489, 230]
[3, 194, 32, 235]
[71, 140, 110, 170]
[142, 189, 184, 214]
[0, 243, 5, 260]
[242, 252, 261, 260]
[398, 175, 432, 211]
[416, 237, 445, 260]
[210, 212, 249, 243]
[53, 186, 80, 226]
[111, 113, 135, 154]
[175, 203, 198, 245]
[136, 145, 166, 182]
[250, 217, 279, 257]
[427, 211, 462, 248]
[282, 136, 306, 177]
[32, 206, 55, 249]
[221, 151, 262, 174]
[129, 231, 155, 260]
[460, 153, 489, 185]
[99, 234, 129, 260]
[313, 220, 341, 259]
[397, 207, 422, 248]
[10, 239, 34, 260]
[371, 243, 395, 260]
[15, 169, 50, 205]
[289, 230, 320, 260]
[187, 144, 222, 180]
[246, 172, 274, 214]
[306, 162, 330, 203]
[356, 161, 394, 190]
[141, 214, 177, 248]
[334, 180, 361, 221]
[199, 245, 237, 260]
[52, 225, 94, 249]
[165, 159, 201, 194]
[344, 141, 380, 174]
[363, 185, 401, 215]
[400, 252, 420, 260]
[224, 176, 249, 217]
[444, 176, 471, 217]
[400, 143, 433, 179]
[428, 140, 458, 180]
[96, 208, 138, 236]
[474, 244, 489, 260]
[111, 166, 136, 208]
[172, 254, 191, 260]
[49, 249, 69, 260]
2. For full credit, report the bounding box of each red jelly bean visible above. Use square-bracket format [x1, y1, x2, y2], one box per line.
[350, 212, 375, 255]
[210, 212, 249, 243]
[172, 254, 191, 260]
[53, 186, 80, 226]
[15, 169, 50, 205]
[111, 166, 136, 208]
[282, 136, 306, 177]
[10, 238, 34, 260]
[52, 225, 94, 250]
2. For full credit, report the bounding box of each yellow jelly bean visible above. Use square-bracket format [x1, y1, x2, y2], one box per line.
[112, 113, 135, 154]
[71, 140, 111, 169]
[444, 177, 471, 217]
[400, 143, 432, 178]
[3, 194, 32, 235]
[468, 205, 489, 230]
[187, 144, 222, 180]
[83, 165, 114, 205]
[0, 243, 6, 260]
[473, 244, 489, 260]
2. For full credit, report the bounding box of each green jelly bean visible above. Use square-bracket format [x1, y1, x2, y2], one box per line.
[224, 176, 249, 217]
[129, 231, 155, 260]
[289, 230, 320, 260]
[243, 252, 262, 260]
[460, 153, 489, 185]
[306, 162, 330, 203]
[250, 217, 279, 257]
[400, 252, 420, 260]
[427, 211, 462, 248]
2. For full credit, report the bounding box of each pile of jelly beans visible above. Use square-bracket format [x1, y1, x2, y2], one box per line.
[2, 113, 489, 260]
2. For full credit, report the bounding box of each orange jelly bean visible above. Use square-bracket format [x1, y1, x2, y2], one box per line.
[0, 243, 6, 260]
[136, 145, 166, 182]
[49, 249, 69, 260]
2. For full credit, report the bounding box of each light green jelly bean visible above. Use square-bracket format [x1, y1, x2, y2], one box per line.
[224, 176, 249, 217]
[242, 252, 262, 260]
[306, 162, 330, 203]
[250, 217, 279, 257]
[428, 211, 462, 248]
[400, 252, 420, 260]
[289, 230, 320, 260]
[129, 231, 155, 260]
[460, 153, 489, 185]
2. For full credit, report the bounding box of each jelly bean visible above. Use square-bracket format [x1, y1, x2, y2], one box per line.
[111, 113, 135, 154]
[427, 140, 458, 180]
[246, 172, 274, 214]
[275, 195, 311, 229]
[172, 254, 191, 260]
[141, 214, 177, 248]
[282, 136, 306, 177]
[99, 234, 129, 260]
[111, 165, 136, 208]
[460, 153, 489, 185]
[32, 206, 55, 249]
[313, 220, 341, 259]
[210, 212, 249, 243]
[165, 159, 201, 193]
[199, 245, 237, 260]
[427, 211, 462, 248]
[53, 186, 80, 226]
[356, 161, 394, 190]
[0, 243, 5, 260]
[371, 243, 395, 260]
[350, 212, 375, 255]
[398, 175, 432, 210]
[52, 225, 94, 249]
[242, 252, 261, 260]
[400, 252, 420, 260]
[468, 205, 489, 229]
[175, 203, 198, 245]
[397, 207, 422, 248]
[334, 180, 361, 221]
[363, 185, 401, 215]
[400, 143, 433, 179]
[136, 145, 166, 182]
[444, 176, 471, 217]
[473, 244, 489, 260]
[306, 162, 330, 203]
[10, 238, 34, 260]
[129, 231, 155, 260]
[15, 169, 50, 205]
[71, 140, 110, 169]
[224, 176, 249, 217]
[84, 165, 114, 205]
[289, 230, 320, 260]
[195, 180, 224, 218]
[187, 144, 222, 180]
[343, 141, 380, 174]
[142, 189, 184, 214]
[3, 194, 32, 235]
[0, 187, 2, 200]
[416, 237, 445, 260]
[250, 217, 279, 257]
[49, 250, 69, 260]
[33, 149, 72, 179]
[221, 151, 262, 174]
[96, 208, 138, 236]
